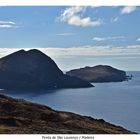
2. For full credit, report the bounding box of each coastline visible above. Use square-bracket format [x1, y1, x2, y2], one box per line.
[0, 94, 136, 134]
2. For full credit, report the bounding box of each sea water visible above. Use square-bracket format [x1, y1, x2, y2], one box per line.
[1, 71, 140, 133]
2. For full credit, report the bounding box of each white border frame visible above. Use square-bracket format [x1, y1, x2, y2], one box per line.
[0, 0, 140, 6]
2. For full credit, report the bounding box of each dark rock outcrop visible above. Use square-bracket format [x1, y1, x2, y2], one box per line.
[66, 65, 127, 83]
[0, 49, 93, 89]
[0, 94, 135, 134]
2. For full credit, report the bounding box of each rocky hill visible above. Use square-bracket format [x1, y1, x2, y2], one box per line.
[0, 49, 93, 89]
[66, 65, 127, 83]
[0, 94, 135, 134]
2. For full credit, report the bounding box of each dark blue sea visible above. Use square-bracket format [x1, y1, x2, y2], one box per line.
[1, 71, 140, 133]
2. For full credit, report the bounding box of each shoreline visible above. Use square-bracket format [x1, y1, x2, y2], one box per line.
[0, 94, 136, 134]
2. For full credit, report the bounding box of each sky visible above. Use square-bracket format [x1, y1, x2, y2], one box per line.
[0, 6, 140, 71]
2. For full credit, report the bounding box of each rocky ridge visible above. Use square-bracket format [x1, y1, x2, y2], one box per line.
[0, 49, 93, 90]
[66, 65, 127, 83]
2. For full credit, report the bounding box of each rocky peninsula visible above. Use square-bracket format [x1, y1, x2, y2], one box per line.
[66, 65, 127, 83]
[0, 49, 93, 90]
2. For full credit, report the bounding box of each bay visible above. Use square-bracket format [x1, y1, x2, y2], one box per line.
[1, 71, 140, 133]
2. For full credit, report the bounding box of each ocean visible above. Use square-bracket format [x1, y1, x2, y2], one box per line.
[1, 71, 140, 133]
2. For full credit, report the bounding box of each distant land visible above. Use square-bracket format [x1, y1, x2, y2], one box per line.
[0, 49, 93, 90]
[0, 94, 135, 134]
[66, 65, 129, 83]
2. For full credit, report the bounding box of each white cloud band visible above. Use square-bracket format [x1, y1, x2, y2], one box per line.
[0, 45, 140, 59]
[0, 21, 17, 28]
[92, 36, 125, 42]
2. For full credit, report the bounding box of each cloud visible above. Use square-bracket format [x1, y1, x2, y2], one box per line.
[1, 45, 140, 60]
[56, 33, 76, 36]
[92, 37, 107, 42]
[136, 38, 140, 42]
[59, 6, 102, 27]
[92, 36, 125, 42]
[120, 6, 137, 14]
[111, 16, 119, 22]
[0, 21, 17, 28]
[40, 45, 140, 57]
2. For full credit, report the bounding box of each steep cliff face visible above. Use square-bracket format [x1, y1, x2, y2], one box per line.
[0, 94, 134, 134]
[0, 49, 93, 89]
[66, 65, 127, 83]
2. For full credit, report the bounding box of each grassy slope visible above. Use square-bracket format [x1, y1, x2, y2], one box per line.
[0, 94, 135, 134]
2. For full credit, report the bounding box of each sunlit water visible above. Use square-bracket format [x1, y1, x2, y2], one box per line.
[1, 71, 140, 133]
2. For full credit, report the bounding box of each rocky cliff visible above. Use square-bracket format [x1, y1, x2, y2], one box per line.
[0, 49, 92, 89]
[0, 94, 135, 134]
[66, 65, 127, 83]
